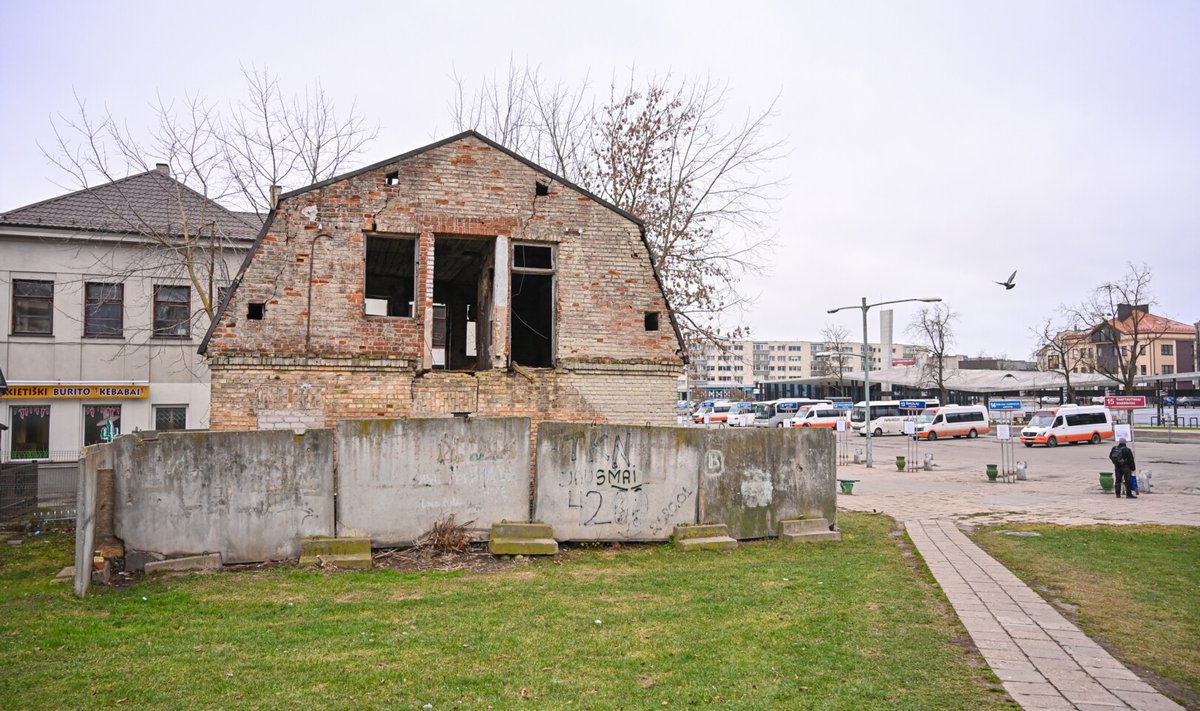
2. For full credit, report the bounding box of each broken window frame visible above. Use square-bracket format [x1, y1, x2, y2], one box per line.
[509, 242, 556, 369]
[363, 233, 419, 319]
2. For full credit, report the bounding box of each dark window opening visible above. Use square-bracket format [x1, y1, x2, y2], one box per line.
[535, 181, 550, 197]
[84, 404, 122, 446]
[511, 272, 554, 368]
[385, 171, 400, 186]
[247, 302, 265, 320]
[513, 244, 553, 270]
[152, 285, 191, 338]
[12, 279, 54, 335]
[85, 282, 123, 337]
[365, 235, 417, 318]
[433, 236, 495, 370]
[644, 311, 660, 331]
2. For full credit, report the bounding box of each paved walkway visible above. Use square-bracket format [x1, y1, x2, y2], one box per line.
[906, 520, 1183, 710]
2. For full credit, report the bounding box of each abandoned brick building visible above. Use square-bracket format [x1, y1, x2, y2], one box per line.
[199, 131, 686, 430]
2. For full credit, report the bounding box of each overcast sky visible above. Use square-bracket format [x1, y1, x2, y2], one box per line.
[2, 1, 1197, 358]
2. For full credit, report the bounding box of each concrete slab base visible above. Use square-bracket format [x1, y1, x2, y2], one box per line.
[144, 553, 223, 574]
[51, 566, 74, 584]
[488, 522, 558, 555]
[778, 518, 842, 543]
[299, 537, 373, 569]
[673, 523, 738, 551]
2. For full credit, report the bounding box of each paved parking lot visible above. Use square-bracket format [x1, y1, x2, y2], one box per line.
[835, 433, 1200, 528]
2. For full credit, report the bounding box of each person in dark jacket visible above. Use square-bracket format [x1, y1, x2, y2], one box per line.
[1109, 439, 1137, 499]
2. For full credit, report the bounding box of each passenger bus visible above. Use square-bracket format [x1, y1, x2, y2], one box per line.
[850, 399, 941, 436]
[753, 398, 831, 428]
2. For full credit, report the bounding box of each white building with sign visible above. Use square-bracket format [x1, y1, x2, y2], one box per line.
[0, 166, 256, 461]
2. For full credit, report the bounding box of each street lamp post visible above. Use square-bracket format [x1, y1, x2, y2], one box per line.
[828, 296, 941, 468]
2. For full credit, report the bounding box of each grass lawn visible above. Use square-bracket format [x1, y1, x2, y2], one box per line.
[0, 513, 1011, 710]
[974, 523, 1200, 703]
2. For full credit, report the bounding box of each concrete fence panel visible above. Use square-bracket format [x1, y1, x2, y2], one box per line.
[112, 430, 334, 564]
[335, 417, 531, 546]
[698, 428, 836, 539]
[535, 423, 702, 541]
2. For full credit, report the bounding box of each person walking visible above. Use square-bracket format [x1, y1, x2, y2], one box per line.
[1109, 438, 1137, 499]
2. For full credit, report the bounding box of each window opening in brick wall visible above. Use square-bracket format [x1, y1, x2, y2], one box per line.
[433, 236, 495, 370]
[385, 171, 400, 186]
[84, 282, 123, 337]
[247, 302, 265, 320]
[365, 234, 417, 318]
[12, 279, 54, 336]
[645, 311, 660, 331]
[535, 181, 549, 197]
[152, 285, 191, 338]
[511, 242, 555, 368]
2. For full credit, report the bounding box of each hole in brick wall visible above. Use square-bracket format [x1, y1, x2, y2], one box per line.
[385, 171, 400, 186]
[535, 181, 549, 197]
[433, 236, 494, 371]
[644, 311, 660, 331]
[247, 303, 265, 320]
[511, 272, 553, 367]
[365, 234, 417, 318]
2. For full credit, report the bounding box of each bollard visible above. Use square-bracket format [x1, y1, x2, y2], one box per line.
[1015, 461, 1027, 481]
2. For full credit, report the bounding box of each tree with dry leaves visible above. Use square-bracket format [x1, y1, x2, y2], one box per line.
[1032, 316, 1083, 403]
[451, 63, 785, 345]
[907, 304, 958, 403]
[815, 323, 854, 395]
[1066, 263, 1167, 395]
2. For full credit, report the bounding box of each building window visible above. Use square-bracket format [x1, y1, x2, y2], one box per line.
[12, 280, 54, 335]
[511, 243, 555, 368]
[154, 406, 188, 431]
[84, 282, 124, 337]
[152, 285, 191, 338]
[83, 405, 122, 446]
[8, 405, 50, 459]
[1161, 344, 1174, 356]
[1162, 365, 1175, 375]
[1140, 365, 1147, 375]
[365, 234, 417, 318]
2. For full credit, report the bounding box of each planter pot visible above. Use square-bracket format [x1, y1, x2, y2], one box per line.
[896, 456, 906, 472]
[986, 464, 999, 481]
[838, 479, 859, 495]
[1099, 472, 1114, 493]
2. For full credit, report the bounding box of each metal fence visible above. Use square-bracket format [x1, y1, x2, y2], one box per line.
[0, 461, 78, 526]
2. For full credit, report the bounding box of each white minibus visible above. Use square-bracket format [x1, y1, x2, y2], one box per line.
[754, 398, 831, 428]
[850, 399, 941, 436]
[1019, 404, 1114, 447]
[788, 404, 847, 429]
[913, 404, 990, 440]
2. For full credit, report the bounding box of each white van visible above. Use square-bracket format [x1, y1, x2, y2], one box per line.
[850, 399, 941, 436]
[692, 400, 733, 424]
[1020, 404, 1114, 447]
[788, 404, 847, 429]
[913, 405, 990, 440]
[754, 398, 830, 428]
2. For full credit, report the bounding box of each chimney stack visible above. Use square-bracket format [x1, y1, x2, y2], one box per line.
[155, 163, 170, 175]
[269, 185, 282, 209]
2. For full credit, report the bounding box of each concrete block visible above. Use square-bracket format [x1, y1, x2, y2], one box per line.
[675, 536, 739, 552]
[302, 551, 374, 570]
[778, 518, 832, 535]
[125, 549, 166, 573]
[144, 553, 223, 574]
[51, 566, 74, 584]
[491, 522, 552, 539]
[780, 530, 842, 543]
[299, 537, 373, 569]
[673, 523, 731, 541]
[489, 537, 559, 555]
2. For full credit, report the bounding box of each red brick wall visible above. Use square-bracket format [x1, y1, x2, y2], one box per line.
[206, 135, 684, 430]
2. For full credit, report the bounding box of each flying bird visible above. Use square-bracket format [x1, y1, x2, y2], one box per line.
[994, 270, 1017, 290]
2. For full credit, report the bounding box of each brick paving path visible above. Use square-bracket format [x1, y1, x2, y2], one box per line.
[906, 520, 1183, 710]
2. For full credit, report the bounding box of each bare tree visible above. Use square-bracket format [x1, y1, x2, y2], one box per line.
[41, 70, 378, 331]
[815, 323, 853, 395]
[1067, 263, 1167, 395]
[907, 304, 958, 403]
[1032, 316, 1083, 403]
[450, 64, 785, 344]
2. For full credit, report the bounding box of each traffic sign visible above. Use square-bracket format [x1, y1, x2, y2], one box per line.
[833, 401, 853, 410]
[1104, 396, 1146, 410]
[989, 400, 1022, 411]
[899, 399, 927, 410]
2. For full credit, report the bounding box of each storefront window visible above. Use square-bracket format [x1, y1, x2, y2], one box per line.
[83, 404, 122, 446]
[9, 406, 50, 459]
[154, 406, 187, 431]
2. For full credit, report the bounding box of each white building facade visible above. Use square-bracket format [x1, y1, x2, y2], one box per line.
[0, 167, 255, 461]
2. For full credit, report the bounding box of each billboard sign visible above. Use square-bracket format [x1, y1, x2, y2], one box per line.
[891, 358, 917, 367]
[1104, 396, 1146, 410]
